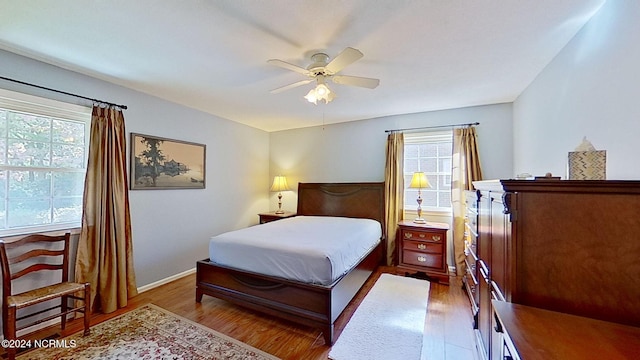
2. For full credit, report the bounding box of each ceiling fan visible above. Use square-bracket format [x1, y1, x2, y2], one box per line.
[268, 47, 380, 104]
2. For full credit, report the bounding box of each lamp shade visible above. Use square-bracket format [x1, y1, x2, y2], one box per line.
[270, 175, 290, 192]
[304, 76, 336, 104]
[409, 172, 431, 189]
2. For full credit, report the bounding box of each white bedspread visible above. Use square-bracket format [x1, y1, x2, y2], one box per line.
[208, 216, 382, 285]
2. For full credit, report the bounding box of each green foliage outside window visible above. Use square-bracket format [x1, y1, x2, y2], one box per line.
[0, 109, 87, 232]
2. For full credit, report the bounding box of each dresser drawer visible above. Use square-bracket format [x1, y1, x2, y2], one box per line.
[466, 266, 478, 292]
[465, 242, 478, 263]
[465, 221, 478, 240]
[465, 256, 477, 278]
[465, 214, 478, 234]
[463, 269, 478, 297]
[401, 230, 443, 242]
[403, 239, 442, 254]
[402, 249, 443, 268]
[463, 263, 479, 309]
[465, 190, 478, 210]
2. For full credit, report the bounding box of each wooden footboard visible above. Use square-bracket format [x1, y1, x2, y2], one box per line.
[196, 241, 382, 344]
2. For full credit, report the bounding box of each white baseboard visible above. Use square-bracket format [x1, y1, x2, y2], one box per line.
[449, 265, 457, 275]
[1, 269, 197, 340]
[13, 318, 60, 339]
[0, 318, 68, 340]
[137, 267, 196, 293]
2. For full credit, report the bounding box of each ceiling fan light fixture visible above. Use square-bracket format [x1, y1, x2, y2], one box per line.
[304, 77, 335, 105]
[269, 47, 376, 104]
[324, 88, 336, 103]
[316, 83, 329, 96]
[304, 88, 318, 104]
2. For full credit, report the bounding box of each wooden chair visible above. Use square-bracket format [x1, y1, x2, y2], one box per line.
[0, 233, 90, 359]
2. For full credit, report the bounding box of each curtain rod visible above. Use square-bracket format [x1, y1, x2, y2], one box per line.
[0, 76, 128, 110]
[385, 121, 479, 133]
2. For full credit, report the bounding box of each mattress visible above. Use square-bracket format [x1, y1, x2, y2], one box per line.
[208, 215, 382, 285]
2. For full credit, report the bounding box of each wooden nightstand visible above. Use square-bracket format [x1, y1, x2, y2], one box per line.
[397, 220, 450, 285]
[258, 211, 296, 224]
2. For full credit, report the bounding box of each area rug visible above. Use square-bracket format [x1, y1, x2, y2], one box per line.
[328, 273, 430, 360]
[17, 304, 279, 360]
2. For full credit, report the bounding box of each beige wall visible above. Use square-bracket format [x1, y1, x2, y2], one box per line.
[0, 49, 270, 288]
[269, 103, 514, 268]
[269, 103, 514, 213]
[514, 0, 640, 179]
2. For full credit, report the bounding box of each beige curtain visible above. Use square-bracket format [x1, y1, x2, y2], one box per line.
[75, 106, 137, 313]
[384, 132, 404, 266]
[451, 126, 483, 275]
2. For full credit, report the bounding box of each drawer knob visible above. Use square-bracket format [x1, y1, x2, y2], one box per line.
[417, 244, 427, 250]
[404, 233, 412, 239]
[419, 233, 426, 238]
[432, 235, 441, 241]
[417, 255, 427, 262]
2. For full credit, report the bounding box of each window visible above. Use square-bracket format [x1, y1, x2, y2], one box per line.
[0, 89, 91, 236]
[404, 130, 453, 212]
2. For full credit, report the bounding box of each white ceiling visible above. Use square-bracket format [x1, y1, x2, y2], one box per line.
[0, 0, 605, 132]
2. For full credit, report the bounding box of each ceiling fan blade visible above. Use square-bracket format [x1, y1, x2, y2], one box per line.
[267, 59, 310, 76]
[325, 47, 364, 74]
[331, 75, 380, 89]
[270, 79, 314, 94]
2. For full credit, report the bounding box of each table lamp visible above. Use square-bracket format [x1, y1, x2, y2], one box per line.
[270, 175, 291, 214]
[409, 172, 431, 223]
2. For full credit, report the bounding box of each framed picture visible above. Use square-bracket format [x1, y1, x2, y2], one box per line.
[130, 133, 206, 190]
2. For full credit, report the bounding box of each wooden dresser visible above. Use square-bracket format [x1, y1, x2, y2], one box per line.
[472, 180, 640, 360]
[492, 300, 640, 360]
[462, 190, 480, 328]
[397, 220, 449, 284]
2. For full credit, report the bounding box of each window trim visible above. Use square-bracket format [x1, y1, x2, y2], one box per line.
[0, 89, 91, 123]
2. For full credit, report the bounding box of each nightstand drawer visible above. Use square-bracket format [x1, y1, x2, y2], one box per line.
[402, 249, 443, 268]
[403, 239, 442, 254]
[402, 230, 443, 242]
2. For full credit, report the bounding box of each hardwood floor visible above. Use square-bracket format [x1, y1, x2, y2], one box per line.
[18, 267, 479, 360]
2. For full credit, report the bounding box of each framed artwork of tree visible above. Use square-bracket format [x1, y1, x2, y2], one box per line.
[130, 133, 206, 190]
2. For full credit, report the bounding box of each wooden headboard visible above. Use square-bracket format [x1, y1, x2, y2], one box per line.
[296, 182, 385, 226]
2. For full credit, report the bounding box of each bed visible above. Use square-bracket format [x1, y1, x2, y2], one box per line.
[196, 182, 385, 345]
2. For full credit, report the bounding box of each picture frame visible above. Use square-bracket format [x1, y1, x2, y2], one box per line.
[130, 133, 206, 190]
